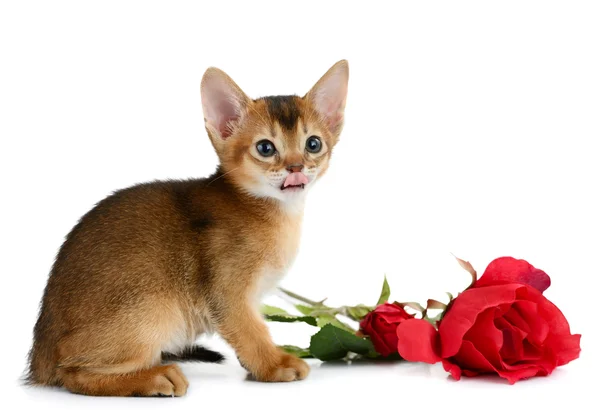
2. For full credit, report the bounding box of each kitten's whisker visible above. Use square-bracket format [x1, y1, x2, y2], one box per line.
[207, 166, 240, 186]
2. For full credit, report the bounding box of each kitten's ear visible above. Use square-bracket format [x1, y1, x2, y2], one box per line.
[305, 60, 349, 137]
[201, 67, 250, 141]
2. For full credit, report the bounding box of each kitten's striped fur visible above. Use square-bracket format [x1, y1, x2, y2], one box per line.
[27, 60, 349, 396]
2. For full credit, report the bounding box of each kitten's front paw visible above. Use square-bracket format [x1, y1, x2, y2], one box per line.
[253, 353, 310, 382]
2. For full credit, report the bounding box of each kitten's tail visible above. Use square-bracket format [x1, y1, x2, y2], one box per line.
[161, 345, 225, 363]
[25, 305, 61, 386]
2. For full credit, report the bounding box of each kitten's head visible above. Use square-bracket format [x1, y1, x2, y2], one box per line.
[200, 60, 348, 204]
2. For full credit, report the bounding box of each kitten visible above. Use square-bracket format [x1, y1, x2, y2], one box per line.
[26, 60, 349, 396]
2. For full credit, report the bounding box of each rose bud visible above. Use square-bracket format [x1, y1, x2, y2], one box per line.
[359, 303, 414, 357]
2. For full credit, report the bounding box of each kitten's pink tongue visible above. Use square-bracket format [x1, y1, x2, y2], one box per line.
[283, 172, 309, 187]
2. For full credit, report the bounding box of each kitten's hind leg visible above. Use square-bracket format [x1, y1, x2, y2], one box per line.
[162, 345, 225, 364]
[58, 364, 189, 397]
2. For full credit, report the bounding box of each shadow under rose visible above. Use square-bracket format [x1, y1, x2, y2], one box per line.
[314, 358, 435, 378]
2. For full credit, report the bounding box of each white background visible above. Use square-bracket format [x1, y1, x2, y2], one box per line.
[1, 1, 598, 409]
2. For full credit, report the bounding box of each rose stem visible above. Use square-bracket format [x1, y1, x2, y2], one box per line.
[277, 287, 321, 306]
[277, 287, 359, 323]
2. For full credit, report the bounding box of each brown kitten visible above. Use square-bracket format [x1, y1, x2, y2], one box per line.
[26, 60, 349, 396]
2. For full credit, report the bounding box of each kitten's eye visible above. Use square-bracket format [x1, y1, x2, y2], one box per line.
[305, 136, 322, 153]
[256, 140, 276, 157]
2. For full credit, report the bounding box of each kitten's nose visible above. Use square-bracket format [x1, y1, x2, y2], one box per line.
[286, 163, 304, 173]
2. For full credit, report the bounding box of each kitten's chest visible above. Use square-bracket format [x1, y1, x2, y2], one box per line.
[254, 211, 303, 298]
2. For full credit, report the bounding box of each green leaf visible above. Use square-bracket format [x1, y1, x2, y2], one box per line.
[376, 275, 391, 305]
[316, 314, 356, 333]
[310, 324, 375, 361]
[261, 304, 318, 326]
[279, 345, 313, 358]
[261, 305, 291, 316]
[294, 304, 316, 316]
[264, 314, 318, 326]
[346, 304, 372, 321]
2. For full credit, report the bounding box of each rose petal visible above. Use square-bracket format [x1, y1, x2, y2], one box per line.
[497, 346, 558, 383]
[475, 257, 551, 293]
[438, 284, 524, 358]
[360, 303, 418, 357]
[512, 300, 550, 345]
[462, 369, 480, 377]
[376, 303, 413, 318]
[396, 319, 441, 364]
[527, 288, 576, 337]
[463, 308, 504, 368]
[496, 315, 540, 364]
[371, 332, 392, 356]
[495, 316, 527, 340]
[546, 334, 582, 366]
[361, 317, 389, 356]
[494, 303, 513, 317]
[379, 331, 399, 357]
[442, 359, 463, 380]
[504, 306, 531, 333]
[518, 287, 582, 365]
[454, 340, 497, 373]
[521, 339, 543, 361]
[381, 312, 413, 324]
[497, 365, 546, 385]
[498, 324, 525, 363]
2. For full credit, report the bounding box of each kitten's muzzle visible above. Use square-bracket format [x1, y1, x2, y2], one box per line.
[286, 163, 304, 173]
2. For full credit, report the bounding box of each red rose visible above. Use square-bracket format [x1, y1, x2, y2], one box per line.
[396, 257, 581, 384]
[359, 302, 414, 357]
